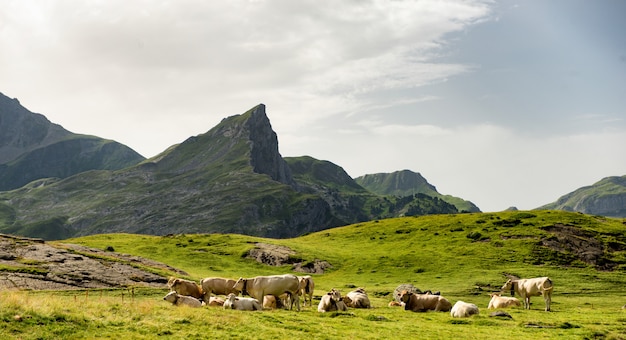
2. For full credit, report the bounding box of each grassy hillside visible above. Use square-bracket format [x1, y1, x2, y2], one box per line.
[2, 210, 626, 339]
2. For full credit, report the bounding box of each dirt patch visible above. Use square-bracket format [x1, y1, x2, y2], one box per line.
[0, 234, 185, 290]
[246, 242, 332, 274]
[536, 224, 617, 270]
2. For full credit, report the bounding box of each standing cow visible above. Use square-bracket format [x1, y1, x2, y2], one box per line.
[200, 277, 240, 303]
[397, 290, 452, 312]
[501, 276, 553, 311]
[298, 276, 315, 307]
[167, 277, 203, 300]
[233, 274, 301, 311]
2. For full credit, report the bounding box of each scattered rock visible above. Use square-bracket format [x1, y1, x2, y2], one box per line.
[489, 311, 513, 319]
[246, 242, 332, 274]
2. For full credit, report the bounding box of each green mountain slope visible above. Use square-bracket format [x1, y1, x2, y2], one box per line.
[0, 92, 145, 190]
[355, 170, 480, 213]
[539, 175, 626, 217]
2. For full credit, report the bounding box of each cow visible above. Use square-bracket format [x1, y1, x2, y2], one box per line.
[343, 288, 371, 309]
[163, 291, 204, 308]
[167, 277, 203, 300]
[501, 277, 553, 311]
[487, 293, 521, 309]
[298, 275, 315, 307]
[223, 293, 262, 311]
[450, 301, 479, 318]
[233, 274, 301, 311]
[200, 277, 240, 303]
[318, 288, 348, 313]
[388, 301, 404, 307]
[397, 290, 452, 312]
[207, 296, 225, 307]
[263, 294, 287, 309]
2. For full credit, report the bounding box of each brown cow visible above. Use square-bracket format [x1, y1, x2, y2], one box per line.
[298, 275, 315, 307]
[167, 277, 203, 300]
[200, 277, 240, 303]
[398, 290, 452, 312]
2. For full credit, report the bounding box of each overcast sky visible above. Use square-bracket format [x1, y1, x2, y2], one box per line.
[1, 0, 625, 212]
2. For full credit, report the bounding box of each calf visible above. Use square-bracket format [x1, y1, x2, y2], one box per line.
[207, 296, 225, 307]
[163, 291, 204, 308]
[223, 293, 262, 311]
[450, 301, 479, 318]
[488, 293, 521, 309]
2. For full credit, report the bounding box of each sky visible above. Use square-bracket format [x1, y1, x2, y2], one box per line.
[1, 0, 625, 212]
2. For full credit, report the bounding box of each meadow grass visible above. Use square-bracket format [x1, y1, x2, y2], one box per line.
[2, 211, 624, 339]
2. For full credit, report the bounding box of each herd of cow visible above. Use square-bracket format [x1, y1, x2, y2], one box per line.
[163, 274, 554, 318]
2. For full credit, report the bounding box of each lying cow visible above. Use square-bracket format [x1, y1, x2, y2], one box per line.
[398, 290, 452, 312]
[163, 291, 204, 308]
[233, 274, 301, 311]
[318, 288, 348, 312]
[263, 294, 287, 309]
[298, 276, 315, 307]
[207, 296, 225, 307]
[501, 276, 553, 311]
[167, 277, 203, 300]
[343, 288, 371, 309]
[488, 293, 521, 309]
[223, 293, 262, 311]
[450, 301, 479, 318]
[200, 277, 240, 303]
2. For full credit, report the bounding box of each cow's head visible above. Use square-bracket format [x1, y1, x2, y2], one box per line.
[328, 289, 342, 301]
[398, 290, 413, 304]
[501, 279, 515, 296]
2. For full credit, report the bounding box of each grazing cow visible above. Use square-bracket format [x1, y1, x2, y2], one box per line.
[298, 276, 315, 307]
[318, 288, 348, 313]
[163, 291, 204, 308]
[223, 293, 262, 311]
[501, 277, 553, 311]
[398, 290, 452, 312]
[343, 288, 371, 309]
[207, 296, 225, 307]
[450, 301, 480, 318]
[167, 277, 203, 300]
[233, 274, 301, 311]
[200, 277, 240, 303]
[488, 293, 521, 309]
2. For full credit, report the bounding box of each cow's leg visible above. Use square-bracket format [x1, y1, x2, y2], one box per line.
[544, 292, 551, 311]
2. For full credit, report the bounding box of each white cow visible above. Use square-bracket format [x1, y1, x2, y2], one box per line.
[223, 293, 262, 311]
[318, 289, 348, 313]
[487, 293, 521, 309]
[233, 274, 301, 311]
[501, 277, 553, 311]
[163, 291, 204, 308]
[298, 275, 315, 307]
[450, 301, 479, 318]
[343, 288, 371, 308]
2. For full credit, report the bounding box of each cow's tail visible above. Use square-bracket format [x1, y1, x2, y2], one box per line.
[305, 279, 311, 294]
[544, 278, 554, 291]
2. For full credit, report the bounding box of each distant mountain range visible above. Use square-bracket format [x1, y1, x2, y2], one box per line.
[539, 175, 626, 217]
[0, 92, 144, 191]
[0, 92, 623, 240]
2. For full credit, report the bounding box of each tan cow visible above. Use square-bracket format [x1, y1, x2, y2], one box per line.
[207, 296, 225, 307]
[163, 291, 204, 308]
[167, 277, 203, 300]
[298, 275, 315, 307]
[263, 294, 287, 309]
[200, 277, 240, 303]
[501, 277, 553, 311]
[450, 301, 479, 318]
[223, 293, 262, 311]
[343, 288, 371, 308]
[398, 290, 452, 312]
[488, 293, 521, 309]
[233, 274, 301, 311]
[318, 288, 348, 313]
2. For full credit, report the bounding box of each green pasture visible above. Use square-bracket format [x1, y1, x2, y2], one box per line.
[1, 211, 625, 339]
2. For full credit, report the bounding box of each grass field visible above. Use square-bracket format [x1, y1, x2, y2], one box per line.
[1, 211, 625, 339]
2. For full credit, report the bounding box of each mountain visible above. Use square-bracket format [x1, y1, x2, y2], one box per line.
[355, 170, 480, 213]
[0, 104, 460, 240]
[0, 92, 145, 190]
[538, 175, 626, 217]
